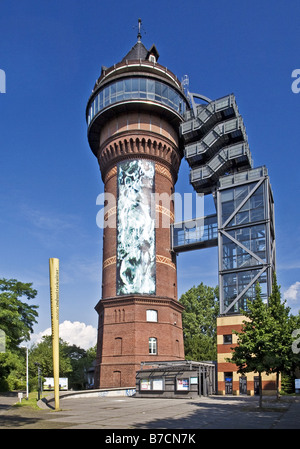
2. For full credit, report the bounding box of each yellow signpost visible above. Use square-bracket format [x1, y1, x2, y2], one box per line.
[49, 258, 60, 411]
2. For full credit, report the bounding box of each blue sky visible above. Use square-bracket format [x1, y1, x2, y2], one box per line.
[1, 0, 300, 348]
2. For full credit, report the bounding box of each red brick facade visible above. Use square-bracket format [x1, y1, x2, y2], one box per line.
[93, 108, 186, 387]
[95, 296, 185, 388]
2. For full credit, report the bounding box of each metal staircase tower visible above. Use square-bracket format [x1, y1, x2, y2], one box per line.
[172, 93, 276, 315]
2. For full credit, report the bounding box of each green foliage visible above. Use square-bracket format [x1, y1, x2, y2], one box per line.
[280, 372, 295, 394]
[29, 336, 73, 378]
[183, 334, 216, 361]
[0, 278, 38, 349]
[230, 278, 295, 375]
[230, 284, 270, 370]
[66, 344, 97, 390]
[229, 283, 271, 406]
[29, 337, 96, 390]
[0, 278, 38, 391]
[14, 391, 41, 409]
[179, 283, 219, 361]
[0, 350, 25, 391]
[230, 276, 299, 403]
[265, 274, 294, 396]
[0, 277, 96, 393]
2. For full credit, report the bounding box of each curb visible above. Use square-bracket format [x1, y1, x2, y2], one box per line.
[37, 387, 136, 409]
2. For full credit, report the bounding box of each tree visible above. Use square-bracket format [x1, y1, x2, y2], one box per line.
[0, 278, 38, 349]
[29, 337, 97, 391]
[230, 277, 298, 404]
[179, 283, 219, 361]
[266, 274, 293, 398]
[290, 311, 300, 375]
[0, 350, 25, 391]
[0, 278, 38, 391]
[229, 283, 272, 408]
[65, 344, 97, 390]
[29, 336, 73, 379]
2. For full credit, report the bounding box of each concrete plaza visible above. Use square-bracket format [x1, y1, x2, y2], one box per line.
[0, 392, 299, 429]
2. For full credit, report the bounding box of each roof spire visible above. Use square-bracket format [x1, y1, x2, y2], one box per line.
[137, 18, 142, 41]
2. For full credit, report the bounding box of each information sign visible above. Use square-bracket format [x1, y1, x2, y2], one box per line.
[177, 378, 189, 390]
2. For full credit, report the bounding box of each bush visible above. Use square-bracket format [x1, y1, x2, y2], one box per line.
[280, 372, 295, 394]
[0, 378, 9, 392]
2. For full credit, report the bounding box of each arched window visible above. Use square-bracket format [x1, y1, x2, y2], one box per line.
[149, 337, 157, 354]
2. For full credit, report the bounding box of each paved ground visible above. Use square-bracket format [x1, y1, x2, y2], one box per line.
[0, 392, 299, 430]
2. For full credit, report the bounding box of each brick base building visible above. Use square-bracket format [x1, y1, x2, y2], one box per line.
[95, 296, 185, 388]
[217, 316, 278, 395]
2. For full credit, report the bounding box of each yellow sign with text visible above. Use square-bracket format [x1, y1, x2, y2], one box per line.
[49, 258, 60, 411]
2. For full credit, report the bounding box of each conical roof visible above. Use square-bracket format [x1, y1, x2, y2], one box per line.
[121, 40, 149, 62]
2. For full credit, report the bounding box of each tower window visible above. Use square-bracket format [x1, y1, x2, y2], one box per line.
[146, 309, 158, 322]
[149, 54, 156, 63]
[149, 337, 157, 354]
[87, 77, 187, 126]
[223, 334, 232, 344]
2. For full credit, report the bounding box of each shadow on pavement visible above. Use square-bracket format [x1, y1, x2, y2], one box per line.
[132, 396, 296, 429]
[0, 407, 75, 429]
[0, 413, 43, 429]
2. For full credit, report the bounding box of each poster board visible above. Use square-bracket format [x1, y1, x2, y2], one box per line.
[140, 379, 151, 390]
[43, 377, 68, 391]
[190, 377, 198, 385]
[177, 378, 189, 391]
[152, 379, 163, 390]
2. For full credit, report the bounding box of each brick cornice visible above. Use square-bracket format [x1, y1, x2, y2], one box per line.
[95, 295, 185, 313]
[97, 134, 182, 183]
[100, 129, 179, 157]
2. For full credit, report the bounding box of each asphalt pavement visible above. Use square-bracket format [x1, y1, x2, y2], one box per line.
[0, 392, 299, 431]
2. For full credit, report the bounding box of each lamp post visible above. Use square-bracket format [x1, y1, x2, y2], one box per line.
[21, 346, 29, 400]
[35, 362, 42, 400]
[25, 346, 29, 400]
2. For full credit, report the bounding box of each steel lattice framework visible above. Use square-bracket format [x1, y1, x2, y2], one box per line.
[172, 93, 276, 315]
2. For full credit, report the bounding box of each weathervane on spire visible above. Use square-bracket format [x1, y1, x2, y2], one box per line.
[137, 18, 142, 41]
[135, 18, 146, 41]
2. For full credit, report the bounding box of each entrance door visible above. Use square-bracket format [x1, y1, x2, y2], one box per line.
[254, 376, 260, 395]
[239, 376, 247, 395]
[224, 372, 233, 394]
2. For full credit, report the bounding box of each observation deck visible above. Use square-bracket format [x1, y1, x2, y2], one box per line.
[86, 55, 189, 156]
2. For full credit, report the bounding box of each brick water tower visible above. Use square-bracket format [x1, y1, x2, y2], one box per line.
[86, 26, 189, 388]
